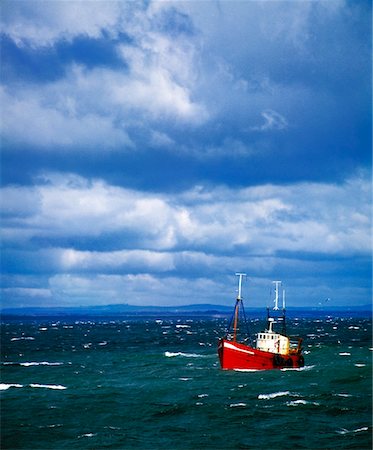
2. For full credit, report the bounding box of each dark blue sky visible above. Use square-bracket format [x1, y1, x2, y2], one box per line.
[1, 1, 371, 308]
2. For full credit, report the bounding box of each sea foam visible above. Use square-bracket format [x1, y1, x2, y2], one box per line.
[2, 361, 63, 367]
[336, 427, 369, 435]
[164, 351, 204, 358]
[1, 383, 67, 390]
[258, 391, 296, 400]
[21, 362, 63, 367]
[29, 384, 67, 390]
[0, 383, 23, 390]
[10, 337, 35, 341]
[286, 400, 320, 407]
[281, 365, 315, 372]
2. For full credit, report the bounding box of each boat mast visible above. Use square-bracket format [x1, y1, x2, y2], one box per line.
[236, 273, 245, 301]
[273, 281, 281, 310]
[233, 273, 246, 341]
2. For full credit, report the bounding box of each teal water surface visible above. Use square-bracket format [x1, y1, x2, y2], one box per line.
[1, 315, 372, 449]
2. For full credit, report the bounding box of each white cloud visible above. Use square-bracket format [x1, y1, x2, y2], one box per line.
[2, 169, 370, 307]
[47, 273, 229, 306]
[1, 287, 52, 298]
[56, 248, 176, 273]
[1, 2, 208, 151]
[1, 1, 124, 47]
[1, 172, 370, 257]
[1, 41, 206, 151]
[0, 86, 133, 150]
[251, 109, 288, 132]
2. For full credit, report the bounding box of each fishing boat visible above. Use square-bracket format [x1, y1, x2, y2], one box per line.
[218, 273, 304, 370]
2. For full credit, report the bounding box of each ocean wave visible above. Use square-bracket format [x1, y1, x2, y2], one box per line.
[281, 365, 315, 372]
[2, 361, 63, 367]
[229, 403, 247, 407]
[336, 427, 369, 435]
[354, 363, 366, 367]
[78, 433, 97, 438]
[164, 351, 205, 358]
[1, 383, 67, 390]
[10, 337, 35, 341]
[233, 368, 260, 372]
[29, 384, 67, 390]
[21, 362, 63, 367]
[286, 400, 320, 407]
[258, 391, 297, 400]
[339, 352, 351, 356]
[0, 383, 23, 390]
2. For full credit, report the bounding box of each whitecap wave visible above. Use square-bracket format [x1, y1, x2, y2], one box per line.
[29, 384, 67, 390]
[287, 400, 320, 407]
[339, 352, 351, 356]
[78, 433, 97, 438]
[258, 391, 297, 400]
[229, 403, 247, 407]
[281, 365, 315, 372]
[354, 363, 366, 367]
[21, 362, 63, 367]
[10, 337, 35, 341]
[1, 383, 66, 390]
[2, 361, 63, 367]
[287, 400, 307, 406]
[164, 351, 204, 358]
[0, 383, 23, 390]
[233, 368, 260, 372]
[336, 427, 369, 435]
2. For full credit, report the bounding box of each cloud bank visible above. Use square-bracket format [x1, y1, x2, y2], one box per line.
[1, 172, 370, 306]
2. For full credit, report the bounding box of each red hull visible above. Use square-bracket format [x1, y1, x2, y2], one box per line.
[218, 339, 304, 370]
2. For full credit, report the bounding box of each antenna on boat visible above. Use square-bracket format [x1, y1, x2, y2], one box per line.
[273, 281, 281, 310]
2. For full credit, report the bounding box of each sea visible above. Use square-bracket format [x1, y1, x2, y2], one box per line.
[1, 313, 372, 449]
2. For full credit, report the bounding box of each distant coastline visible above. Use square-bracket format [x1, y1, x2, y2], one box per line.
[1, 303, 371, 319]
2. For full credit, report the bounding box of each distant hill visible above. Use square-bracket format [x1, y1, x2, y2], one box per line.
[1, 303, 371, 318]
[0, 303, 232, 317]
